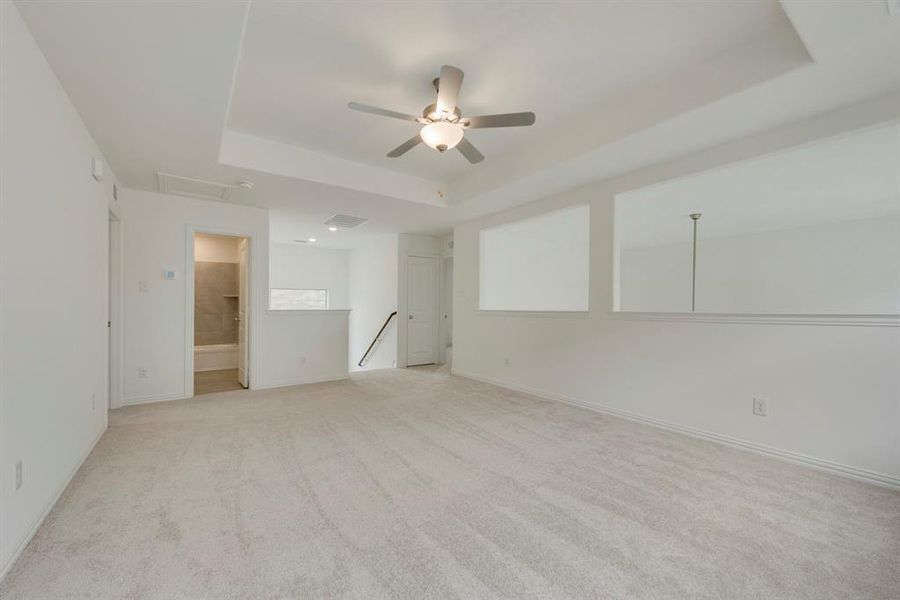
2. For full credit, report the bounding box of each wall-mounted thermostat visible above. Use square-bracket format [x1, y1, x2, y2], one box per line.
[164, 270, 177, 280]
[91, 157, 104, 181]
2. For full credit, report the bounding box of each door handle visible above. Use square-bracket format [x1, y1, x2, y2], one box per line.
[408, 314, 414, 320]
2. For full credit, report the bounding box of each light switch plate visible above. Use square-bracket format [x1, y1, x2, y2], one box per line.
[91, 157, 104, 181]
[753, 397, 769, 417]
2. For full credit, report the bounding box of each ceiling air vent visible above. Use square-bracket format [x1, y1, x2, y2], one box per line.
[324, 214, 368, 230]
[157, 172, 235, 202]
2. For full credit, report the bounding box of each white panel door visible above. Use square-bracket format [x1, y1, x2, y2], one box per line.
[237, 238, 249, 388]
[407, 255, 437, 366]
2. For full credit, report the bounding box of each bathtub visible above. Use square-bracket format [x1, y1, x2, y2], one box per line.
[194, 343, 238, 372]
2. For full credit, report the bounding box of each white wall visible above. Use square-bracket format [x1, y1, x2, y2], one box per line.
[194, 233, 239, 263]
[121, 189, 348, 404]
[620, 216, 900, 314]
[270, 243, 350, 309]
[349, 235, 398, 371]
[0, 1, 116, 577]
[453, 121, 900, 488]
[480, 204, 590, 312]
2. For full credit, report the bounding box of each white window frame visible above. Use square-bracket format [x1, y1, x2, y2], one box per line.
[269, 288, 329, 311]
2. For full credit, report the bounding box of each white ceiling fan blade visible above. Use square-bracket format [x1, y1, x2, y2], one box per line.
[463, 112, 535, 129]
[348, 102, 420, 122]
[387, 136, 422, 158]
[435, 65, 464, 115]
[456, 137, 484, 164]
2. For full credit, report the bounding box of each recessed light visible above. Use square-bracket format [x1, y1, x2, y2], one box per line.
[328, 226, 338, 232]
[308, 237, 316, 243]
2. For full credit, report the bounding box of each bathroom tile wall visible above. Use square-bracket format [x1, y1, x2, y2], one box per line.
[194, 261, 238, 346]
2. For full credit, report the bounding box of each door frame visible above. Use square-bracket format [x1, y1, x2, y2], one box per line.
[439, 255, 453, 365]
[236, 237, 249, 388]
[184, 225, 257, 397]
[108, 208, 124, 409]
[403, 254, 440, 367]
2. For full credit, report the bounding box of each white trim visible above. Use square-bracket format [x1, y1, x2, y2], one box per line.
[157, 171, 235, 203]
[439, 255, 453, 365]
[218, 0, 251, 145]
[608, 311, 900, 327]
[252, 373, 348, 390]
[478, 310, 590, 319]
[193, 366, 238, 373]
[121, 391, 189, 406]
[265, 309, 351, 316]
[107, 212, 125, 409]
[185, 226, 260, 398]
[0, 426, 106, 582]
[451, 369, 900, 491]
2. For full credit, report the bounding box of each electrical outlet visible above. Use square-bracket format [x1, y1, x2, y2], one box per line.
[91, 393, 96, 411]
[299, 356, 307, 365]
[504, 357, 510, 367]
[753, 397, 769, 417]
[15, 460, 22, 491]
[138, 368, 148, 379]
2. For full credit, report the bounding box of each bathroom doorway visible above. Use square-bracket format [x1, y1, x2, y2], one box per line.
[191, 232, 249, 395]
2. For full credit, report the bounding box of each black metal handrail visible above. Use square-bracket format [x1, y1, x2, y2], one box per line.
[358, 311, 397, 367]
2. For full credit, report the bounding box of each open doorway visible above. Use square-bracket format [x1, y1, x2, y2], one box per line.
[192, 233, 250, 395]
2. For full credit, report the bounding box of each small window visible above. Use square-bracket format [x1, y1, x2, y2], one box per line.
[269, 288, 328, 310]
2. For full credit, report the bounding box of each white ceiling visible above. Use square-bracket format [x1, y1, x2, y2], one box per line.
[617, 122, 900, 249]
[228, 1, 788, 182]
[13, 0, 900, 248]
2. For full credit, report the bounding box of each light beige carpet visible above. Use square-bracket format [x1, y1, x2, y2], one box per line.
[1, 367, 898, 599]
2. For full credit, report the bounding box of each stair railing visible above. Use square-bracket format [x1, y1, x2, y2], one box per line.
[358, 311, 398, 367]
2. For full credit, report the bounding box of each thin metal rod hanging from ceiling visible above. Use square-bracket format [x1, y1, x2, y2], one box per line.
[690, 213, 701, 313]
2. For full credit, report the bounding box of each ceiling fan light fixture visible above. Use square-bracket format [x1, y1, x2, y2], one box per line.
[348, 64, 535, 163]
[419, 121, 464, 152]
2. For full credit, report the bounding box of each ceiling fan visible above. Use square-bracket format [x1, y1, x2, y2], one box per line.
[348, 65, 535, 164]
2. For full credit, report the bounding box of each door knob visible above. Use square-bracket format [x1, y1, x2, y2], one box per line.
[408, 314, 414, 320]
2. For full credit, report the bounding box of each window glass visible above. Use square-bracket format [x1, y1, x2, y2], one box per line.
[269, 289, 328, 310]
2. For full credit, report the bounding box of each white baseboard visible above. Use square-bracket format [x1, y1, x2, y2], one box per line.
[253, 373, 349, 390]
[121, 390, 188, 406]
[451, 369, 900, 491]
[0, 425, 106, 582]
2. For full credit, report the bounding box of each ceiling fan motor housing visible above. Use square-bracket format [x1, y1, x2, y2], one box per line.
[423, 103, 461, 123]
